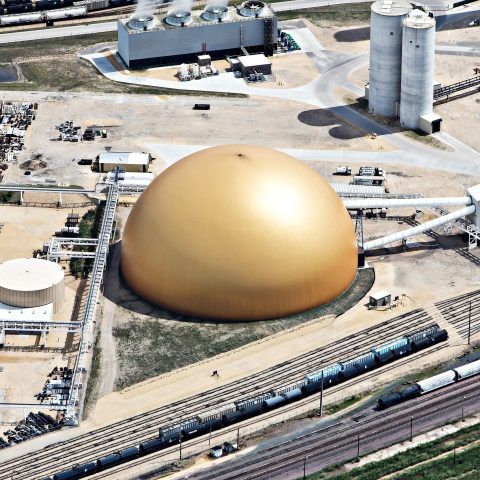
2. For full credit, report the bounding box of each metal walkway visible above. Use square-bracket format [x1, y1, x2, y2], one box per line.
[47, 237, 99, 261]
[433, 76, 480, 104]
[65, 183, 119, 425]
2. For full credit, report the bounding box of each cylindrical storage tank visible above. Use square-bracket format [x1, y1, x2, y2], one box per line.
[368, 0, 412, 117]
[399, 10, 436, 130]
[0, 258, 65, 314]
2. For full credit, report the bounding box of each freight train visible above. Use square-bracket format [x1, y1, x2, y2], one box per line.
[0, 0, 134, 26]
[42, 324, 448, 480]
[377, 357, 480, 409]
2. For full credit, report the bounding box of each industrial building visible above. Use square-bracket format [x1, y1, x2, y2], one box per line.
[238, 53, 272, 77]
[0, 258, 65, 314]
[117, 1, 278, 69]
[368, 0, 412, 118]
[399, 9, 441, 132]
[367, 0, 442, 133]
[98, 152, 150, 173]
[121, 144, 357, 321]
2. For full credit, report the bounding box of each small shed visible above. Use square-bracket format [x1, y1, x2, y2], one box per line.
[238, 54, 272, 77]
[369, 290, 391, 308]
[419, 113, 442, 134]
[98, 152, 150, 173]
[197, 54, 211, 66]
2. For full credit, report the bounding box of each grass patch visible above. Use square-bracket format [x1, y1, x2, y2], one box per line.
[303, 417, 480, 479]
[325, 394, 363, 415]
[0, 33, 246, 97]
[69, 204, 104, 278]
[0, 190, 19, 203]
[83, 331, 101, 417]
[277, 3, 373, 24]
[403, 130, 450, 151]
[112, 268, 375, 389]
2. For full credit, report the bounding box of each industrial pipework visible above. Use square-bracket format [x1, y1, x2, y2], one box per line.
[343, 197, 472, 210]
[362, 205, 475, 250]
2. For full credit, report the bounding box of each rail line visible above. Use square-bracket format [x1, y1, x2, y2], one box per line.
[187, 375, 480, 480]
[85, 343, 451, 480]
[0, 311, 436, 479]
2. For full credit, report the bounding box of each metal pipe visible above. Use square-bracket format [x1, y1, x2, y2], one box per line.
[343, 197, 472, 210]
[363, 205, 475, 251]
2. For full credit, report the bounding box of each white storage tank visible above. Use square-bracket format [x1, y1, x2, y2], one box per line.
[399, 9, 436, 130]
[368, 0, 412, 117]
[0, 258, 65, 314]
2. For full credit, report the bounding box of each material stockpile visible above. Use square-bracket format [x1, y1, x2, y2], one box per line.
[0, 101, 38, 176]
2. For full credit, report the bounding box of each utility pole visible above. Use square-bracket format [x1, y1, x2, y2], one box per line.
[357, 435, 361, 459]
[237, 427, 240, 449]
[209, 424, 212, 446]
[179, 433, 182, 460]
[319, 370, 324, 417]
[462, 396, 466, 422]
[410, 417, 413, 442]
[468, 300, 472, 346]
[303, 456, 307, 480]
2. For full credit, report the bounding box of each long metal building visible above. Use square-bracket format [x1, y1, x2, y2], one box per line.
[117, 1, 277, 69]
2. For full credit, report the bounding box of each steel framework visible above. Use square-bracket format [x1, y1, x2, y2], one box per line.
[65, 184, 119, 425]
[46, 237, 99, 261]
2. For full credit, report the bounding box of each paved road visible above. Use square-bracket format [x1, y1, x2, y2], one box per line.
[0, 20, 117, 44]
[271, 0, 372, 12]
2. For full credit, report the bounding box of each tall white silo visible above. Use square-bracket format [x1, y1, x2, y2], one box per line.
[399, 9, 436, 130]
[368, 0, 412, 118]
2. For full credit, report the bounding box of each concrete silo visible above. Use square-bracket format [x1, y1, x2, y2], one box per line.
[368, 0, 412, 118]
[399, 10, 439, 132]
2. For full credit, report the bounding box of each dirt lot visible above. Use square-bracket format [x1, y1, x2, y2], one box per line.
[0, 90, 386, 188]
[0, 351, 68, 423]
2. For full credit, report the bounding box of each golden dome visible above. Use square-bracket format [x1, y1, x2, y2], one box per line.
[121, 145, 358, 321]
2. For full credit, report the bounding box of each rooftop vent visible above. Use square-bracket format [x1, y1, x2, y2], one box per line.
[239, 0, 265, 17]
[202, 4, 228, 21]
[128, 14, 157, 30]
[165, 9, 193, 26]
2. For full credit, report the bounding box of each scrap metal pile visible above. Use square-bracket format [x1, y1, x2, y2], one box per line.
[0, 101, 38, 175]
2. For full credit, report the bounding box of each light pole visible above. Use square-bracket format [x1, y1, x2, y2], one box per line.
[467, 300, 472, 346]
[462, 396, 466, 422]
[410, 416, 413, 442]
[319, 370, 324, 417]
[303, 456, 308, 480]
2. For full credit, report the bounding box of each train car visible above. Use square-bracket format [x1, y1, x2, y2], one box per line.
[158, 423, 182, 442]
[97, 446, 140, 469]
[196, 404, 236, 424]
[431, 329, 448, 343]
[405, 324, 439, 351]
[339, 353, 376, 380]
[140, 437, 167, 454]
[377, 384, 421, 409]
[453, 358, 480, 380]
[417, 370, 456, 394]
[371, 337, 409, 362]
[235, 393, 272, 412]
[263, 395, 286, 409]
[45, 6, 86, 19]
[53, 462, 97, 480]
[0, 11, 41, 24]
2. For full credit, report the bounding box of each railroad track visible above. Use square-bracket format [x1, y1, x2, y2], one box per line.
[436, 289, 480, 339]
[186, 375, 480, 480]
[0, 309, 436, 479]
[84, 343, 451, 480]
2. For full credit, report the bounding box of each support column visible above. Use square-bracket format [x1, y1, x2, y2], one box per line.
[19, 190, 23, 205]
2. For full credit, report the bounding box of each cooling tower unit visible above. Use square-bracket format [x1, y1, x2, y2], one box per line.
[399, 10, 437, 132]
[0, 258, 65, 314]
[368, 0, 412, 117]
[117, 4, 277, 69]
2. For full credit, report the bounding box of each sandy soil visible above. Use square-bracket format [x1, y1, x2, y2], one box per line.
[306, 19, 370, 54]
[0, 90, 388, 189]
[0, 205, 89, 261]
[0, 351, 67, 416]
[247, 52, 318, 89]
